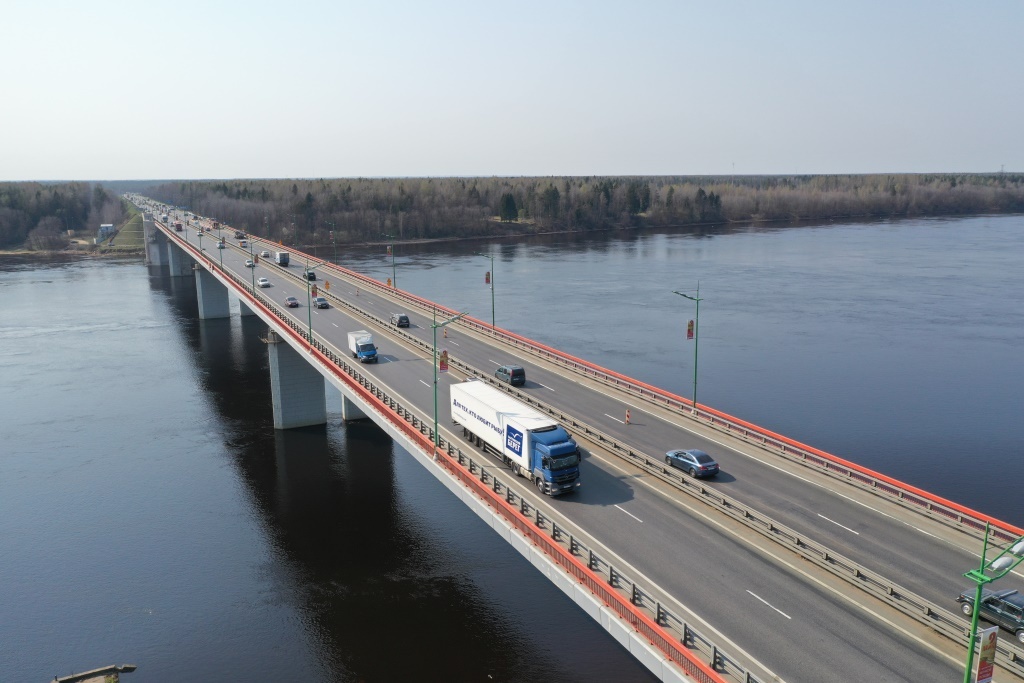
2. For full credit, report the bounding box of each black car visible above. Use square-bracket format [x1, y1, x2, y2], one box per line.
[305, 271, 316, 281]
[958, 588, 1024, 643]
[495, 364, 525, 386]
[665, 449, 719, 478]
[390, 313, 410, 327]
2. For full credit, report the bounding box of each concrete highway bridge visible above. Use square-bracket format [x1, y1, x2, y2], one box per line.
[137, 199, 1024, 683]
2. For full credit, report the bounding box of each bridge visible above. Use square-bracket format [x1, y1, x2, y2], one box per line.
[138, 199, 1024, 683]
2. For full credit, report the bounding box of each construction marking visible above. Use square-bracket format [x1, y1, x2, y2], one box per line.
[746, 591, 792, 620]
[614, 505, 644, 523]
[817, 513, 860, 535]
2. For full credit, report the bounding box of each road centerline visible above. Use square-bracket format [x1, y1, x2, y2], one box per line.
[614, 505, 644, 523]
[817, 513, 860, 535]
[746, 590, 792, 620]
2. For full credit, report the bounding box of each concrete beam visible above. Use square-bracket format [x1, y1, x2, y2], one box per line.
[267, 331, 327, 429]
[194, 267, 231, 319]
[341, 393, 368, 421]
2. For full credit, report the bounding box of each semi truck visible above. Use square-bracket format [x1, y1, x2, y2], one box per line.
[173, 221, 183, 232]
[275, 251, 290, 266]
[450, 380, 581, 495]
[347, 330, 378, 363]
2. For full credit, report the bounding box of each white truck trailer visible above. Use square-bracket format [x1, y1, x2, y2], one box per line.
[347, 330, 378, 363]
[450, 380, 580, 495]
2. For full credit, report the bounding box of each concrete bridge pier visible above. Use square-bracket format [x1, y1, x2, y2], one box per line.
[238, 299, 258, 317]
[340, 391, 368, 422]
[144, 220, 168, 267]
[194, 267, 231, 319]
[267, 331, 327, 429]
[167, 242, 195, 277]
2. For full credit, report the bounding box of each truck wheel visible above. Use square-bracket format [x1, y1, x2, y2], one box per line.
[961, 602, 973, 616]
[536, 478, 545, 493]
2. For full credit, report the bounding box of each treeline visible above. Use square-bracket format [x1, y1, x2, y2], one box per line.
[0, 182, 126, 249]
[143, 174, 1024, 246]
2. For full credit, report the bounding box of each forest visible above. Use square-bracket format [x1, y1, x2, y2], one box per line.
[0, 182, 126, 249]
[3, 174, 1023, 250]
[144, 173, 1024, 247]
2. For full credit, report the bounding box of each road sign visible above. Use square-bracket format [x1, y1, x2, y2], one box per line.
[439, 349, 449, 373]
[324, 280, 330, 291]
[311, 285, 318, 297]
[687, 319, 694, 340]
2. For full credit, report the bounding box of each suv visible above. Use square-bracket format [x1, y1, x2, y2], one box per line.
[958, 588, 1024, 643]
[390, 313, 410, 327]
[312, 297, 329, 309]
[305, 271, 316, 281]
[495, 364, 525, 386]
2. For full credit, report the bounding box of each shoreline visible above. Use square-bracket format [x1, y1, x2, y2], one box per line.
[3, 209, 1020, 259]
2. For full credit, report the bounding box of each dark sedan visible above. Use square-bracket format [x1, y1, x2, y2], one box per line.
[665, 449, 719, 478]
[284, 296, 299, 308]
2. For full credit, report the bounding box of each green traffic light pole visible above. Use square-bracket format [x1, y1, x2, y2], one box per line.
[962, 524, 1024, 683]
[479, 252, 495, 330]
[304, 257, 324, 348]
[673, 283, 702, 412]
[382, 233, 396, 287]
[432, 309, 467, 449]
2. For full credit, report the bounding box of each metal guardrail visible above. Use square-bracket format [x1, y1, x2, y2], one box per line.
[234, 232, 1024, 678]
[263, 241, 1021, 547]
[158, 225, 759, 683]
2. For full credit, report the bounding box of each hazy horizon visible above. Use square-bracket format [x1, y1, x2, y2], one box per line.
[3, 0, 1022, 181]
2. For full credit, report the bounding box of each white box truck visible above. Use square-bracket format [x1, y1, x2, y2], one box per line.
[450, 380, 580, 495]
[274, 251, 290, 266]
[347, 330, 378, 363]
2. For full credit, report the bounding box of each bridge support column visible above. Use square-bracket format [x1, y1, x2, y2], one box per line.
[238, 299, 257, 316]
[194, 267, 231, 319]
[167, 242, 195, 277]
[144, 220, 168, 266]
[341, 393, 368, 422]
[267, 331, 327, 429]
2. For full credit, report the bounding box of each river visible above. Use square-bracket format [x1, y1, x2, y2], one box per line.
[1, 213, 1022, 681]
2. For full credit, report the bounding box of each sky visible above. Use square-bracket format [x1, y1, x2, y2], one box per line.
[2, 0, 1021, 181]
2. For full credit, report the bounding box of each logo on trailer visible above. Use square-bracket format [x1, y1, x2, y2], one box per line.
[505, 425, 523, 456]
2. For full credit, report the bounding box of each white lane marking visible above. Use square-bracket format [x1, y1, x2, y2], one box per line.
[818, 513, 860, 535]
[419, 380, 430, 387]
[332, 323, 339, 328]
[692, 429, 959, 546]
[605, 413, 625, 424]
[746, 590, 792, 620]
[487, 359, 502, 365]
[614, 505, 643, 523]
[448, 341, 459, 346]
[536, 382, 555, 391]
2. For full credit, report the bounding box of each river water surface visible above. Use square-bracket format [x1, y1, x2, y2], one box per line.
[1, 214, 1022, 681]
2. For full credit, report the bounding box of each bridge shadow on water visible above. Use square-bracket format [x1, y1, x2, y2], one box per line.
[146, 267, 658, 683]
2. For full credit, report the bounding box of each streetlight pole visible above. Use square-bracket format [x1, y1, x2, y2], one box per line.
[962, 525, 1024, 683]
[479, 252, 495, 330]
[325, 221, 337, 264]
[673, 283, 702, 411]
[304, 257, 323, 348]
[249, 241, 255, 290]
[432, 309, 467, 449]
[381, 233, 396, 287]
